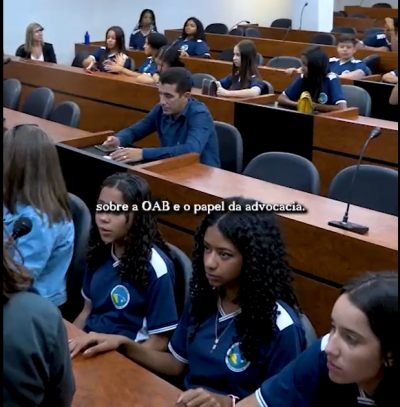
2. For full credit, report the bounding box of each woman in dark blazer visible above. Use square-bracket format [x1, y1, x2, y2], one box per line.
[16, 22, 57, 63]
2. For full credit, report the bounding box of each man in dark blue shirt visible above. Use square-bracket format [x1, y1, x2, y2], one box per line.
[104, 67, 221, 167]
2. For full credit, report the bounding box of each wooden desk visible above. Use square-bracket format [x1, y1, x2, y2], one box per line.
[344, 6, 398, 20]
[3, 108, 111, 147]
[65, 321, 180, 407]
[333, 16, 385, 33]
[126, 154, 398, 336]
[164, 30, 397, 72]
[313, 109, 398, 195]
[4, 57, 247, 137]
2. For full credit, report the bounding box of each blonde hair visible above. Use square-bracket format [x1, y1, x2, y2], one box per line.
[24, 22, 44, 53]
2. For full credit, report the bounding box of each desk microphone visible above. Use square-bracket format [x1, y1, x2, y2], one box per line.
[360, 0, 366, 6]
[228, 20, 251, 32]
[12, 217, 33, 240]
[328, 127, 381, 235]
[299, 2, 309, 30]
[272, 26, 292, 69]
[3, 57, 11, 64]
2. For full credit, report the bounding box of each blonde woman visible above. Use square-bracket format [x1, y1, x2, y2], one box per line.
[16, 22, 57, 63]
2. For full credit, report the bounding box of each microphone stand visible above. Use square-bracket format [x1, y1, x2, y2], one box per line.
[328, 128, 381, 235]
[299, 2, 309, 30]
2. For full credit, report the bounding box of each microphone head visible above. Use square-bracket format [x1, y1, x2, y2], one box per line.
[305, 2, 308, 5]
[370, 127, 381, 139]
[12, 217, 33, 240]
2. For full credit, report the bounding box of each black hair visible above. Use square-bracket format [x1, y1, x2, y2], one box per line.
[135, 9, 157, 32]
[87, 173, 173, 288]
[181, 17, 206, 41]
[300, 46, 330, 102]
[146, 33, 167, 52]
[341, 271, 398, 405]
[188, 197, 300, 362]
[231, 40, 261, 90]
[159, 67, 192, 93]
[337, 34, 357, 46]
[99, 26, 126, 66]
[156, 45, 185, 70]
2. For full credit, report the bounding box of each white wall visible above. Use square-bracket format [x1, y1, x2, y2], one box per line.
[335, 0, 398, 11]
[4, 0, 291, 65]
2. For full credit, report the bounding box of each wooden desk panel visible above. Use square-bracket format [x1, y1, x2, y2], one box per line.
[65, 321, 180, 407]
[333, 16, 385, 33]
[130, 155, 398, 335]
[344, 6, 398, 20]
[164, 30, 397, 72]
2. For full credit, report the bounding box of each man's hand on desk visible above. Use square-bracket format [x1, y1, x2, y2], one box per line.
[109, 147, 143, 162]
[69, 332, 125, 358]
[176, 388, 232, 407]
[103, 136, 121, 147]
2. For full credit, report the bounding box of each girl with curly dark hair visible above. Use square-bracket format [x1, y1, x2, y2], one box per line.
[238, 271, 398, 407]
[71, 172, 179, 352]
[69, 197, 306, 406]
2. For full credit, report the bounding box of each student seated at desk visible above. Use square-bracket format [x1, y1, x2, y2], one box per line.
[236, 271, 398, 407]
[171, 17, 210, 58]
[72, 173, 179, 351]
[102, 67, 221, 167]
[3, 245, 75, 407]
[278, 46, 347, 113]
[3, 125, 74, 307]
[136, 45, 185, 85]
[216, 40, 264, 98]
[82, 26, 133, 73]
[69, 197, 307, 405]
[287, 35, 368, 80]
[357, 17, 398, 52]
[129, 8, 158, 50]
[382, 69, 398, 83]
[16, 22, 57, 63]
[119, 32, 167, 78]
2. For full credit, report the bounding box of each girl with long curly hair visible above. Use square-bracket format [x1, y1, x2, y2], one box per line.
[71, 172, 179, 351]
[69, 197, 306, 406]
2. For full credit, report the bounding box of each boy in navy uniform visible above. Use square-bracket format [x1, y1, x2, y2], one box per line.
[382, 69, 398, 84]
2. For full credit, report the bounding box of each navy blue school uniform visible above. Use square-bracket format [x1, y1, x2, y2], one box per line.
[172, 37, 210, 57]
[283, 73, 346, 106]
[329, 57, 368, 76]
[168, 299, 306, 400]
[391, 69, 398, 77]
[129, 29, 157, 50]
[82, 245, 178, 341]
[137, 57, 158, 75]
[89, 47, 133, 72]
[361, 33, 392, 50]
[219, 74, 264, 91]
[256, 334, 381, 407]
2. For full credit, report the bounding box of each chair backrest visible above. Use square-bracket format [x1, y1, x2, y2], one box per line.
[365, 66, 372, 76]
[255, 53, 264, 66]
[243, 152, 321, 194]
[364, 27, 385, 36]
[21, 87, 55, 119]
[192, 73, 216, 88]
[331, 26, 357, 34]
[63, 193, 92, 321]
[267, 56, 302, 69]
[271, 18, 292, 28]
[205, 23, 228, 34]
[348, 13, 368, 18]
[166, 243, 192, 307]
[71, 51, 89, 67]
[334, 11, 347, 17]
[300, 314, 317, 348]
[342, 85, 372, 117]
[262, 80, 274, 95]
[311, 33, 336, 45]
[218, 48, 234, 62]
[363, 54, 381, 74]
[245, 27, 260, 38]
[48, 101, 81, 128]
[214, 121, 243, 173]
[372, 3, 392, 7]
[3, 79, 22, 110]
[229, 28, 244, 36]
[327, 165, 398, 216]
